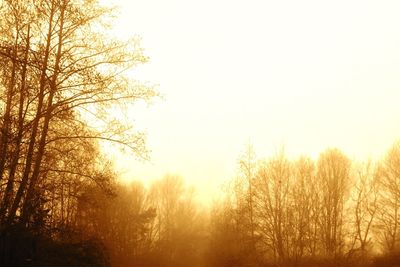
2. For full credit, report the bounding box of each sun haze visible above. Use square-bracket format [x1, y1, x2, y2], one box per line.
[104, 0, 400, 203]
[3, 0, 400, 266]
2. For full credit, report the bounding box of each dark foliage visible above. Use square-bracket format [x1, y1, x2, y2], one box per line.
[0, 225, 110, 267]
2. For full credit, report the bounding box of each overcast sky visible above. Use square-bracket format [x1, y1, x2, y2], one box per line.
[102, 0, 400, 203]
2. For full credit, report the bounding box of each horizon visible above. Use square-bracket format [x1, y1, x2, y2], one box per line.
[2, 1, 400, 266]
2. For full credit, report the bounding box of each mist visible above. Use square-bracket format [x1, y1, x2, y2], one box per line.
[1, 0, 400, 266]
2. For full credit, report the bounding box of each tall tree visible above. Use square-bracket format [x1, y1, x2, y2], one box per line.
[254, 152, 292, 264]
[351, 161, 378, 254]
[376, 142, 400, 252]
[148, 175, 204, 267]
[291, 157, 320, 260]
[317, 148, 351, 259]
[238, 143, 257, 252]
[0, 0, 156, 226]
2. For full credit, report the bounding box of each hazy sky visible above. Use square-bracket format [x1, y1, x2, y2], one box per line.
[103, 0, 400, 203]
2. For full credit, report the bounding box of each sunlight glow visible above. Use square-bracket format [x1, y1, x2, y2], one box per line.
[105, 0, 400, 203]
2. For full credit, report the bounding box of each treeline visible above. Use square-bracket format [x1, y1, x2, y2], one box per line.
[51, 143, 400, 267]
[80, 175, 205, 267]
[2, 0, 400, 267]
[206, 144, 400, 267]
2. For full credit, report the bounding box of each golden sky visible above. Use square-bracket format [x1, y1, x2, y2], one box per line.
[103, 0, 400, 203]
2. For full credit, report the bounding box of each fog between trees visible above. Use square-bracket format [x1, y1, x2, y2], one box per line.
[1, 0, 400, 266]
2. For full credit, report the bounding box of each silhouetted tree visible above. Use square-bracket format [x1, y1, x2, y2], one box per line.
[254, 152, 293, 264]
[0, 0, 156, 265]
[76, 182, 156, 266]
[148, 174, 205, 267]
[317, 148, 350, 260]
[0, 0, 156, 227]
[291, 157, 320, 261]
[350, 162, 378, 254]
[376, 142, 400, 252]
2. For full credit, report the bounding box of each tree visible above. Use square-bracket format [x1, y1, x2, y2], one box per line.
[376, 142, 400, 252]
[0, 0, 156, 227]
[206, 200, 254, 267]
[238, 143, 257, 253]
[76, 182, 156, 266]
[317, 148, 351, 260]
[291, 157, 320, 260]
[350, 161, 378, 254]
[148, 174, 204, 267]
[0, 1, 157, 264]
[254, 152, 292, 264]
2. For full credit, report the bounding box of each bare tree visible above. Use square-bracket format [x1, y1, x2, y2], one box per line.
[376, 142, 400, 252]
[291, 157, 320, 260]
[0, 0, 156, 226]
[317, 148, 351, 260]
[237, 143, 258, 255]
[254, 152, 292, 264]
[350, 161, 378, 254]
[148, 174, 204, 267]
